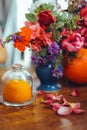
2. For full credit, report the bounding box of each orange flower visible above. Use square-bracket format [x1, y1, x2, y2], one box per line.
[14, 41, 25, 52]
[14, 27, 32, 52]
[20, 27, 32, 41]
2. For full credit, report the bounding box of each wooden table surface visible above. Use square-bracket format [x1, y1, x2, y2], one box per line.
[0, 67, 87, 130]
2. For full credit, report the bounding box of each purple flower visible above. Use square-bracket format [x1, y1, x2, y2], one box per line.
[46, 55, 56, 61]
[51, 68, 63, 79]
[31, 55, 36, 61]
[11, 34, 17, 41]
[11, 34, 21, 41]
[48, 42, 60, 55]
[31, 56, 44, 64]
[37, 57, 44, 64]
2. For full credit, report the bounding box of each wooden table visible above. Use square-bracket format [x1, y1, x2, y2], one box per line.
[0, 67, 87, 130]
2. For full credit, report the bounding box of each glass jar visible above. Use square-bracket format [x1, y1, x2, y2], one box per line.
[0, 64, 36, 106]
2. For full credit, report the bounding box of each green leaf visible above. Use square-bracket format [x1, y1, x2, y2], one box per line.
[56, 12, 71, 22]
[25, 13, 37, 22]
[52, 30, 61, 43]
[55, 22, 64, 29]
[41, 3, 48, 10]
[34, 3, 54, 14]
[34, 8, 41, 14]
[39, 48, 47, 57]
[56, 14, 63, 21]
[34, 4, 48, 13]
[48, 5, 54, 11]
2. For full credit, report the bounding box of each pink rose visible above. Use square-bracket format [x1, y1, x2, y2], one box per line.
[38, 10, 56, 29]
[62, 33, 84, 52]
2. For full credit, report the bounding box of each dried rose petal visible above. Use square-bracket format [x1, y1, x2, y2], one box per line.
[69, 102, 86, 114]
[57, 106, 72, 116]
[72, 109, 86, 114]
[45, 94, 64, 101]
[71, 89, 80, 97]
[51, 103, 63, 111]
[41, 99, 54, 104]
[70, 102, 81, 109]
[37, 90, 45, 95]
[55, 94, 63, 101]
[45, 94, 56, 100]
[42, 93, 85, 116]
[62, 97, 70, 106]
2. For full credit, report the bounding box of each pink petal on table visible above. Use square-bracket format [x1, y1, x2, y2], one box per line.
[55, 94, 63, 101]
[41, 99, 54, 104]
[51, 103, 63, 111]
[70, 102, 81, 109]
[45, 94, 56, 100]
[37, 90, 45, 95]
[71, 89, 80, 97]
[72, 109, 86, 114]
[62, 97, 70, 106]
[57, 106, 72, 116]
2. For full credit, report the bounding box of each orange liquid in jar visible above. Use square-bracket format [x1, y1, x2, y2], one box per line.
[3, 79, 32, 103]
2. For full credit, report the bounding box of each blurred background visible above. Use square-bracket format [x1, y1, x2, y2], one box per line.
[0, 0, 33, 68]
[0, 0, 68, 68]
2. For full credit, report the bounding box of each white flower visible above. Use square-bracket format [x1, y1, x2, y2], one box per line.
[29, 0, 57, 13]
[57, 0, 69, 10]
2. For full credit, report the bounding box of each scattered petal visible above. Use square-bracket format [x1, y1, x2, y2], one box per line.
[45, 94, 64, 101]
[45, 94, 56, 100]
[72, 109, 86, 114]
[41, 99, 54, 104]
[71, 89, 80, 97]
[37, 90, 45, 95]
[70, 102, 81, 109]
[51, 103, 63, 111]
[57, 106, 72, 116]
[55, 94, 63, 101]
[62, 97, 70, 106]
[41, 93, 86, 116]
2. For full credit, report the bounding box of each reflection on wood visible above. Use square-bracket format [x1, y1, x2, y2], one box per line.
[0, 67, 87, 130]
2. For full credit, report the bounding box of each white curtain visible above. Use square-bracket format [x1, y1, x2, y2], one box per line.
[2, 0, 33, 67]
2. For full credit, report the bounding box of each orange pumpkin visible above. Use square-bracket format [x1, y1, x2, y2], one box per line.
[63, 48, 87, 84]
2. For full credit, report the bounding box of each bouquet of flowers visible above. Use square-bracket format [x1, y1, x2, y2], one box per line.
[0, 0, 87, 79]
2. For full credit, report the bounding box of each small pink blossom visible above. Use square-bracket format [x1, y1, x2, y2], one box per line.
[61, 28, 72, 37]
[24, 21, 53, 47]
[62, 33, 84, 52]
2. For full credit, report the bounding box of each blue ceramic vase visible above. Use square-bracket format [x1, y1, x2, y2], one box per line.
[36, 62, 62, 92]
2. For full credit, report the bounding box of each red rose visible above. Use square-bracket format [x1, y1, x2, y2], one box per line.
[83, 33, 87, 47]
[38, 10, 56, 29]
[80, 6, 87, 18]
